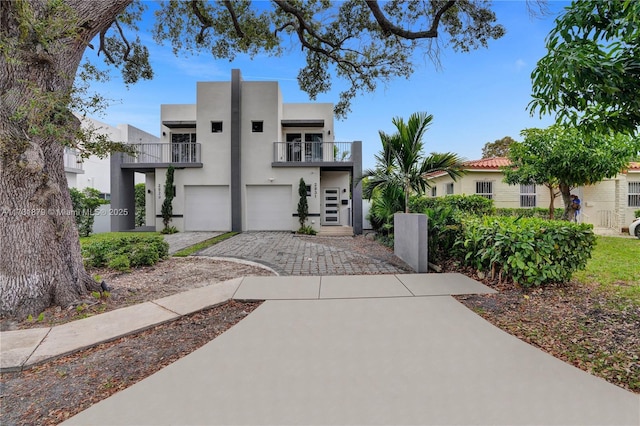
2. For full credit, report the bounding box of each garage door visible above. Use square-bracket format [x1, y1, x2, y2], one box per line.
[246, 185, 292, 231]
[184, 185, 230, 231]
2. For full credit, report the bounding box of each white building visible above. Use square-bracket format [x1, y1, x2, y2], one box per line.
[65, 117, 158, 232]
[110, 70, 363, 234]
[426, 157, 640, 232]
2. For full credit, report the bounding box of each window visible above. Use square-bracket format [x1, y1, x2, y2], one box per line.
[520, 184, 536, 207]
[305, 133, 323, 162]
[475, 181, 493, 199]
[306, 185, 311, 197]
[171, 132, 197, 162]
[211, 121, 223, 133]
[445, 183, 454, 195]
[629, 182, 640, 207]
[252, 121, 263, 132]
[431, 186, 437, 197]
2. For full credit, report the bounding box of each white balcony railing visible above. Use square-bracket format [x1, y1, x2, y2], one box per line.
[64, 149, 83, 171]
[121, 143, 201, 164]
[273, 141, 352, 163]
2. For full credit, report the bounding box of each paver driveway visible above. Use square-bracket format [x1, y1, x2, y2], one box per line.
[198, 231, 412, 275]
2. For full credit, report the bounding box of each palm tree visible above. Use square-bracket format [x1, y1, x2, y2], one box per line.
[363, 112, 465, 213]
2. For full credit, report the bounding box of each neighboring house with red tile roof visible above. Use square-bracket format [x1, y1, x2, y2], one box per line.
[426, 158, 640, 232]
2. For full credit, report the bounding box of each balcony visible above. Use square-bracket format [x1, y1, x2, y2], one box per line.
[272, 142, 352, 167]
[64, 149, 84, 173]
[120, 143, 202, 170]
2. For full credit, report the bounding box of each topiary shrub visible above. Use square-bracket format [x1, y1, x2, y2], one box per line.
[457, 216, 596, 287]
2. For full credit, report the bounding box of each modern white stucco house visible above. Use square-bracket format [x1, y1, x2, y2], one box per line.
[110, 69, 363, 234]
[426, 157, 640, 232]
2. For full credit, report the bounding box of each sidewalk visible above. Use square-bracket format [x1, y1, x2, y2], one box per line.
[62, 273, 639, 426]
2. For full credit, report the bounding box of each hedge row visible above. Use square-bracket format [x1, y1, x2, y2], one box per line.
[82, 235, 169, 271]
[457, 216, 596, 287]
[494, 207, 566, 220]
[409, 194, 494, 216]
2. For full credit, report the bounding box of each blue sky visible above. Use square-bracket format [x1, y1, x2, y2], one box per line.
[82, 1, 569, 170]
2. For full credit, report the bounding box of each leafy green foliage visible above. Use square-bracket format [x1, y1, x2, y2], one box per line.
[504, 126, 639, 219]
[458, 216, 596, 287]
[362, 112, 464, 213]
[296, 225, 317, 236]
[69, 187, 107, 237]
[424, 205, 463, 264]
[367, 185, 405, 236]
[297, 178, 309, 228]
[481, 136, 516, 158]
[530, 0, 640, 134]
[161, 166, 175, 232]
[151, 1, 505, 117]
[494, 207, 565, 220]
[409, 194, 495, 216]
[81, 234, 169, 270]
[134, 183, 146, 227]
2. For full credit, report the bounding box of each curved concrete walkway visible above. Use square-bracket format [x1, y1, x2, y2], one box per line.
[63, 274, 639, 426]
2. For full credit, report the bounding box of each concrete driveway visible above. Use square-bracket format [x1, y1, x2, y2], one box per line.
[64, 274, 640, 426]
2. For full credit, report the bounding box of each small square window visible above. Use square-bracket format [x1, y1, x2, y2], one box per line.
[252, 121, 263, 132]
[211, 121, 223, 133]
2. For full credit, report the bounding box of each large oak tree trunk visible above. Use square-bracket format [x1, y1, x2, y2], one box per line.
[0, 0, 130, 319]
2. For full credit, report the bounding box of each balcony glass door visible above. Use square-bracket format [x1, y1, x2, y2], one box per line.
[286, 133, 302, 162]
[305, 133, 323, 162]
[171, 133, 197, 162]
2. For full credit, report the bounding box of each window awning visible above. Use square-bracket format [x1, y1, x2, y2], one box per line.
[162, 121, 197, 129]
[281, 119, 324, 128]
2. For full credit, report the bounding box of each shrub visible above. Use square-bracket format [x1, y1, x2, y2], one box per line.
[494, 207, 565, 220]
[635, 209, 640, 218]
[108, 255, 131, 272]
[70, 187, 107, 237]
[135, 183, 146, 227]
[457, 216, 596, 287]
[161, 166, 175, 232]
[410, 194, 495, 216]
[296, 225, 317, 235]
[82, 234, 169, 269]
[425, 205, 463, 263]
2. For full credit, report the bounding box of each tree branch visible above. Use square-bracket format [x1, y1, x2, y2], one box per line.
[365, 0, 456, 39]
[223, 0, 245, 38]
[190, 0, 213, 43]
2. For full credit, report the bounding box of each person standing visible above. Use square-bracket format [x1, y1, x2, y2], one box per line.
[570, 194, 581, 222]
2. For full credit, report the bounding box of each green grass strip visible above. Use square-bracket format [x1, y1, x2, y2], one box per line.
[172, 232, 239, 257]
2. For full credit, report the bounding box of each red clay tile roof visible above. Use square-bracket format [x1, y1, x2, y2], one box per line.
[461, 157, 511, 169]
[629, 162, 640, 170]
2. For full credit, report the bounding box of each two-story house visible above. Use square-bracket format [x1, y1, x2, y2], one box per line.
[110, 69, 363, 235]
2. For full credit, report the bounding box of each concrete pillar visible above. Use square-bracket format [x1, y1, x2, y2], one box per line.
[394, 213, 428, 273]
[110, 153, 135, 231]
[231, 69, 242, 232]
[352, 141, 363, 235]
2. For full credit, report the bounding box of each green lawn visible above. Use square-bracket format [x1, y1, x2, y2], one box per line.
[573, 236, 640, 305]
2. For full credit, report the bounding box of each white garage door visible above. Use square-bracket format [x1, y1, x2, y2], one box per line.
[184, 185, 230, 231]
[246, 185, 292, 231]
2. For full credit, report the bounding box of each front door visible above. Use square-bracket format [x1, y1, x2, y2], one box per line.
[322, 188, 340, 225]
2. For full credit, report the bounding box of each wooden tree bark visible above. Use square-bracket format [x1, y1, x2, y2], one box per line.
[0, 0, 131, 318]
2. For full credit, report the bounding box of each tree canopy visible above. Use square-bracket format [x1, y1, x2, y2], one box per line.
[86, 0, 507, 118]
[530, 0, 640, 135]
[481, 136, 516, 158]
[503, 126, 640, 219]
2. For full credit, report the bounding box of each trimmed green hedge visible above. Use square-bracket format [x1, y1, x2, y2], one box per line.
[457, 216, 596, 287]
[494, 207, 565, 220]
[410, 194, 495, 216]
[82, 234, 169, 271]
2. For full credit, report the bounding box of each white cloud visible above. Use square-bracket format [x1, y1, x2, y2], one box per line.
[514, 59, 527, 71]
